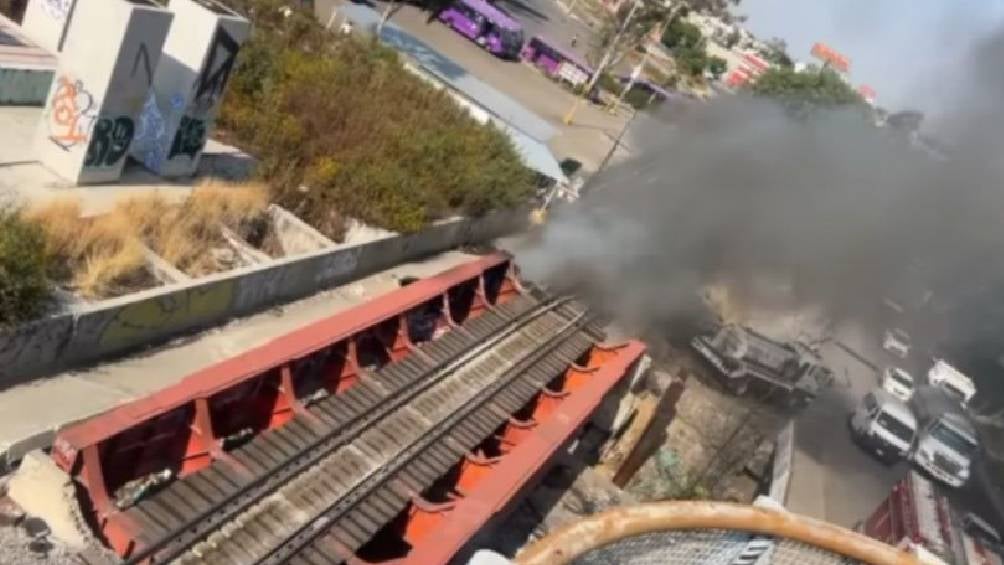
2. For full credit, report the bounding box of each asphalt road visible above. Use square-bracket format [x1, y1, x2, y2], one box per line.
[785, 320, 906, 528]
[786, 317, 1004, 533]
[493, 0, 598, 62]
[333, 0, 632, 170]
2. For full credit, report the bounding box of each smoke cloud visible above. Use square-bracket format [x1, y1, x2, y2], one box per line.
[515, 26, 1004, 363]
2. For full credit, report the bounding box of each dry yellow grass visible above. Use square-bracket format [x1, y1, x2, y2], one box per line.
[23, 198, 149, 298]
[113, 181, 270, 277]
[23, 198, 83, 265]
[187, 180, 269, 228]
[22, 182, 271, 294]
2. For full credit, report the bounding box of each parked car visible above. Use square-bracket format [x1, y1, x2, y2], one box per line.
[881, 366, 915, 403]
[883, 328, 911, 359]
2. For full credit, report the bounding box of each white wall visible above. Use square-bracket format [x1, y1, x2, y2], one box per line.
[131, 0, 249, 178]
[20, 0, 74, 54]
[33, 0, 172, 184]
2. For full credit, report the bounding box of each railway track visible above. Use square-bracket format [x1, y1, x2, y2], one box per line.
[109, 291, 601, 564]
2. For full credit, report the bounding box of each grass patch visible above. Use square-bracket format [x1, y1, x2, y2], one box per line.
[0, 208, 51, 324]
[25, 199, 150, 299]
[24, 182, 271, 296]
[117, 182, 270, 277]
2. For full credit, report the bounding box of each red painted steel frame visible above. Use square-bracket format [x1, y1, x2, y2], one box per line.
[50, 252, 520, 555]
[401, 340, 647, 564]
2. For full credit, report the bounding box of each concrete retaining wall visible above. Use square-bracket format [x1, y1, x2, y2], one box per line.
[768, 421, 795, 505]
[0, 209, 527, 388]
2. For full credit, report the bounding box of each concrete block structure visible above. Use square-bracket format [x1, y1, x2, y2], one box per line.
[34, 0, 173, 184]
[20, 0, 76, 54]
[131, 0, 249, 177]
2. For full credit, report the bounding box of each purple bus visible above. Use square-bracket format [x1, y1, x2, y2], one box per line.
[438, 0, 524, 59]
[521, 36, 594, 87]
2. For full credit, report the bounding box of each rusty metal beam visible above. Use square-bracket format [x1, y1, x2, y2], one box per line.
[53, 252, 512, 466]
[402, 341, 647, 564]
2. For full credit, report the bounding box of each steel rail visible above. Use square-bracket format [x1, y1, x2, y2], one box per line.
[126, 295, 579, 564]
[258, 308, 594, 564]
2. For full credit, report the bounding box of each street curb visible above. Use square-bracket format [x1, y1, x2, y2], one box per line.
[769, 421, 795, 505]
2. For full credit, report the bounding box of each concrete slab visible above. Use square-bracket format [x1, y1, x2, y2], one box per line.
[0, 107, 253, 215]
[7, 450, 91, 549]
[0, 250, 478, 466]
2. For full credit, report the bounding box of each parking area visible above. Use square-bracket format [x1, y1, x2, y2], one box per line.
[316, 0, 632, 170]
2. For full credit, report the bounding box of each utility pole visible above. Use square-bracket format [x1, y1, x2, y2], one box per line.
[610, 14, 671, 112]
[563, 0, 641, 125]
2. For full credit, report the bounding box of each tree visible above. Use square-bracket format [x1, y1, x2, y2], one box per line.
[592, 1, 671, 70]
[591, 0, 741, 82]
[759, 36, 793, 68]
[748, 66, 865, 110]
[707, 55, 727, 79]
[661, 17, 703, 50]
[659, 16, 726, 80]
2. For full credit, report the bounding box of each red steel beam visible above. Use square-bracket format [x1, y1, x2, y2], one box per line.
[403, 341, 647, 564]
[53, 252, 513, 467]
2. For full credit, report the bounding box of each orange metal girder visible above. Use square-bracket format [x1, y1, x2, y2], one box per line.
[404, 498, 457, 545]
[531, 388, 569, 422]
[563, 365, 597, 393]
[455, 453, 501, 496]
[51, 253, 513, 472]
[498, 418, 537, 454]
[403, 341, 647, 564]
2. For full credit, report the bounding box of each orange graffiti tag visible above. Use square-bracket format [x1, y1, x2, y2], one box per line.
[49, 75, 94, 149]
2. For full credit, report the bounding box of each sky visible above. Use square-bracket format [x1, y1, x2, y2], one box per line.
[739, 0, 1004, 113]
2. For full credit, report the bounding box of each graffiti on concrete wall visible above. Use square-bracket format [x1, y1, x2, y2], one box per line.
[133, 92, 167, 170]
[168, 116, 207, 160]
[96, 280, 235, 350]
[192, 25, 239, 114]
[165, 25, 240, 166]
[130, 43, 154, 87]
[0, 317, 74, 385]
[48, 75, 96, 151]
[315, 248, 361, 285]
[84, 116, 134, 168]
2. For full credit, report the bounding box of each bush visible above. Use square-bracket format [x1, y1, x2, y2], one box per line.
[0, 210, 51, 325]
[218, 1, 536, 235]
[26, 199, 148, 298]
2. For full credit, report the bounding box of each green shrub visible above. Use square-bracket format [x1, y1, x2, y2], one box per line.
[218, 1, 536, 235]
[596, 72, 622, 95]
[0, 210, 51, 325]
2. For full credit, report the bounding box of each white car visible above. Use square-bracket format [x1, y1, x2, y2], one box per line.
[881, 367, 915, 403]
[883, 328, 911, 359]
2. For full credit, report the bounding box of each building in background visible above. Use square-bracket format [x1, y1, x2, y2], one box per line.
[810, 42, 850, 74]
[858, 84, 877, 106]
[722, 51, 769, 89]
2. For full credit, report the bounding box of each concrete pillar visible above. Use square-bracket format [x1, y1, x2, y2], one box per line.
[131, 0, 249, 178]
[20, 0, 76, 54]
[34, 0, 173, 185]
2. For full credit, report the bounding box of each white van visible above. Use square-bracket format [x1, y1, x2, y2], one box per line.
[927, 359, 976, 407]
[850, 389, 918, 462]
[881, 367, 915, 403]
[883, 328, 911, 359]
